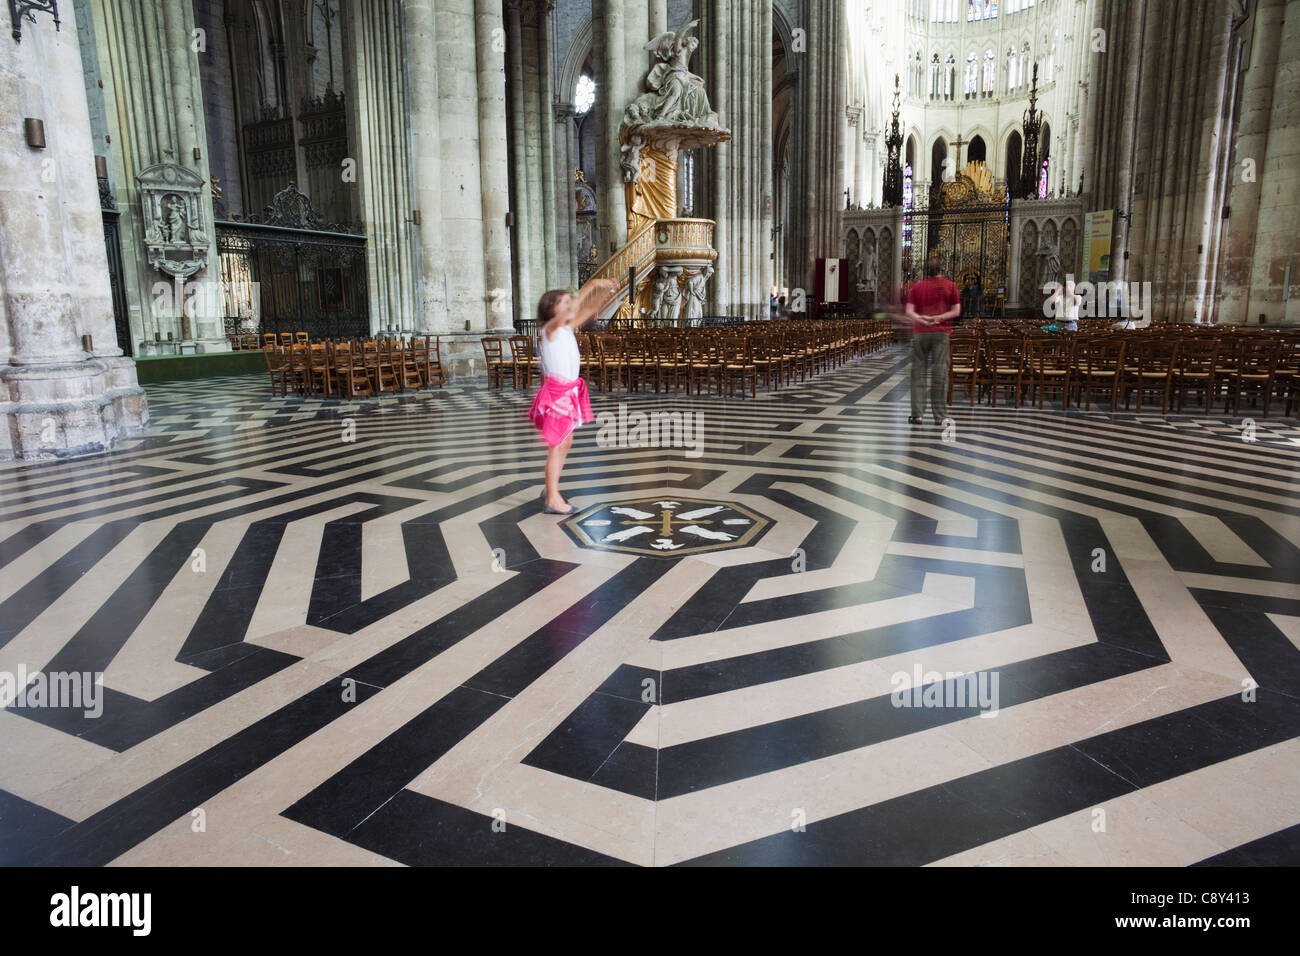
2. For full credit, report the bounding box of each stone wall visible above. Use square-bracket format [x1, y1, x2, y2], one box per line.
[1085, 0, 1298, 325]
[0, 0, 147, 459]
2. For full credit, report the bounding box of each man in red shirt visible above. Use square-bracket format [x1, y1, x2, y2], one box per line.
[905, 256, 961, 425]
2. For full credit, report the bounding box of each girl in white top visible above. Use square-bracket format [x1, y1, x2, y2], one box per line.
[537, 320, 581, 382]
[535, 280, 617, 514]
[1048, 276, 1081, 331]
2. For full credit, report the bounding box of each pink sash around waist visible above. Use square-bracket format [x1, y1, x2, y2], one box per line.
[528, 375, 594, 447]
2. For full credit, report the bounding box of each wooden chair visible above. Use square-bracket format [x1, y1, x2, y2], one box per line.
[782, 329, 813, 383]
[685, 334, 721, 396]
[374, 338, 400, 393]
[948, 335, 981, 406]
[576, 332, 599, 390]
[1170, 337, 1218, 413]
[751, 334, 781, 391]
[509, 335, 538, 390]
[648, 333, 683, 394]
[398, 340, 423, 390]
[243, 334, 261, 351]
[721, 335, 757, 398]
[985, 336, 1026, 407]
[1277, 335, 1300, 417]
[481, 337, 510, 388]
[287, 344, 312, 396]
[625, 334, 654, 393]
[294, 332, 309, 346]
[413, 336, 446, 388]
[1074, 338, 1126, 411]
[262, 333, 278, 349]
[307, 342, 333, 396]
[1025, 337, 1072, 409]
[595, 334, 627, 392]
[331, 342, 373, 398]
[278, 332, 294, 347]
[1225, 337, 1279, 417]
[264, 346, 290, 397]
[1122, 337, 1178, 414]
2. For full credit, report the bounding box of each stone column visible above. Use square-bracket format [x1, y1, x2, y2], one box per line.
[786, 0, 845, 293]
[506, 4, 532, 320]
[865, 131, 879, 206]
[1106, 0, 1146, 292]
[706, 0, 771, 318]
[1220, 0, 1284, 324]
[554, 104, 579, 289]
[520, 7, 545, 305]
[345, 0, 417, 333]
[624, 0, 650, 110]
[594, 0, 626, 256]
[707, 3, 728, 314]
[538, 3, 558, 292]
[854, 121, 870, 210]
[404, 0, 449, 333]
[0, 0, 147, 459]
[479, 0, 515, 331]
[650, 0, 667, 38]
[1247, 0, 1300, 324]
[438, 0, 488, 332]
[161, 0, 220, 345]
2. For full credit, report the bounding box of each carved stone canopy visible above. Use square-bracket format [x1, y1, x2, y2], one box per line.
[620, 19, 730, 160]
[136, 162, 208, 279]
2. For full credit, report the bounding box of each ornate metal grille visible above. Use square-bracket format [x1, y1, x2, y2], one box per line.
[902, 173, 1010, 304]
[215, 183, 367, 340]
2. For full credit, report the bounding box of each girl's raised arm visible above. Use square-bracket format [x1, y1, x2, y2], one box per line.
[573, 278, 619, 324]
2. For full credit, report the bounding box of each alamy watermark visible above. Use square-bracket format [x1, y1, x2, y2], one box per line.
[595, 403, 705, 459]
[0, 666, 103, 718]
[1042, 279, 1151, 320]
[890, 664, 1000, 717]
[152, 277, 260, 326]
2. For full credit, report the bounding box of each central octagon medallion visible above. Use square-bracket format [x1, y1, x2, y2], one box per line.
[562, 497, 772, 557]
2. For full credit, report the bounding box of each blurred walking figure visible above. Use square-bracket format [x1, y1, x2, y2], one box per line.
[905, 255, 961, 426]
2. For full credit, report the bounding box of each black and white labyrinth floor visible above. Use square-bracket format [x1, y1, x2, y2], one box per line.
[1, 347, 1298, 866]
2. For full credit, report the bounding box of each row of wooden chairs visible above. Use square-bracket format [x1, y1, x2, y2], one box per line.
[947, 331, 1300, 415]
[580, 322, 892, 397]
[230, 332, 311, 350]
[263, 337, 445, 398]
[481, 321, 893, 396]
[481, 335, 539, 389]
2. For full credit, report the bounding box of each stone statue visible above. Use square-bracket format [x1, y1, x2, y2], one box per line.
[658, 266, 683, 319]
[859, 248, 877, 291]
[682, 265, 713, 319]
[137, 162, 209, 278]
[648, 276, 668, 317]
[623, 20, 719, 128]
[620, 134, 645, 184]
[164, 195, 190, 244]
[1037, 242, 1062, 287]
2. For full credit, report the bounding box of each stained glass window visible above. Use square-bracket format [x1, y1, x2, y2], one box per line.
[575, 75, 596, 116]
[1038, 157, 1049, 199]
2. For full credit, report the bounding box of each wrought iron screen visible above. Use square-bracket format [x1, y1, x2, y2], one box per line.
[902, 171, 1009, 305]
[215, 183, 367, 340]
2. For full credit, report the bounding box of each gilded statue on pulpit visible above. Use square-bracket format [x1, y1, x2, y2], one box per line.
[624, 144, 677, 234]
[619, 18, 729, 239]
